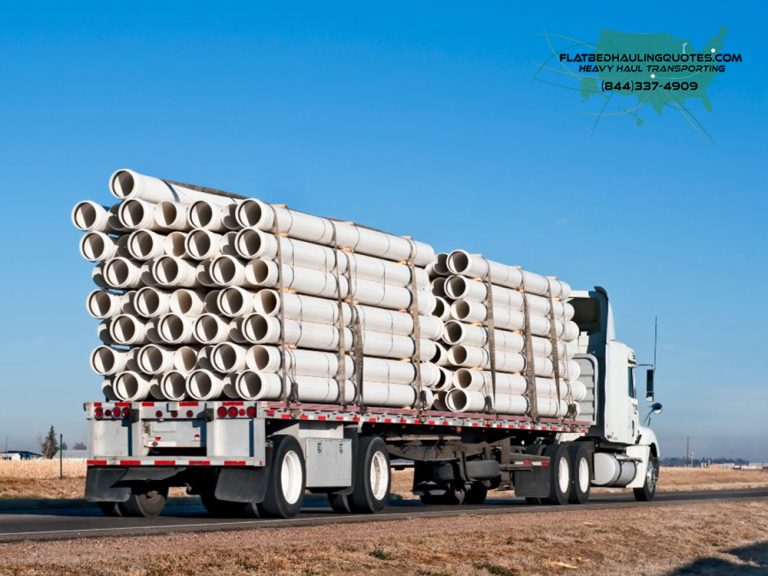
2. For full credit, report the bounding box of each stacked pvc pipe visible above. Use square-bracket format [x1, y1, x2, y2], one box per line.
[74, 169, 445, 408]
[425, 250, 585, 417]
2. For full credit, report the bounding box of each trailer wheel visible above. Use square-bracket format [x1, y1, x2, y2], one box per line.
[544, 444, 571, 505]
[568, 444, 592, 504]
[350, 436, 390, 513]
[633, 455, 659, 502]
[465, 482, 488, 505]
[259, 435, 305, 518]
[96, 501, 123, 517]
[119, 486, 168, 517]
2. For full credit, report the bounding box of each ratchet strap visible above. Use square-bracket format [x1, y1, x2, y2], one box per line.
[405, 237, 424, 412]
[481, 261, 497, 415]
[520, 271, 539, 422]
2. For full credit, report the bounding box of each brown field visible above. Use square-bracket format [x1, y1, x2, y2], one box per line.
[0, 500, 766, 575]
[2, 460, 767, 500]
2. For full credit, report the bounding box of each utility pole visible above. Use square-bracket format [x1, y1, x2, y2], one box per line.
[686, 436, 691, 467]
[59, 433, 63, 479]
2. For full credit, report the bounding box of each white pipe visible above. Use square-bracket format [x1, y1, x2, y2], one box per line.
[196, 259, 217, 288]
[110, 169, 234, 206]
[169, 289, 206, 316]
[249, 260, 435, 312]
[536, 397, 571, 418]
[157, 313, 196, 344]
[247, 344, 441, 386]
[217, 286, 259, 317]
[160, 371, 188, 401]
[209, 255, 259, 288]
[137, 344, 198, 375]
[239, 313, 437, 360]
[113, 371, 156, 402]
[452, 368, 585, 399]
[164, 231, 188, 257]
[255, 290, 442, 339]
[429, 253, 451, 277]
[431, 391, 448, 411]
[92, 265, 109, 289]
[102, 257, 152, 289]
[134, 287, 172, 318]
[80, 231, 122, 262]
[87, 289, 131, 319]
[185, 229, 236, 260]
[72, 201, 123, 233]
[186, 369, 237, 400]
[234, 228, 428, 288]
[108, 314, 149, 345]
[127, 230, 166, 260]
[445, 275, 574, 320]
[234, 198, 434, 265]
[450, 300, 579, 341]
[151, 256, 201, 288]
[445, 389, 529, 414]
[446, 250, 571, 299]
[204, 289, 223, 315]
[442, 320, 564, 356]
[102, 379, 119, 401]
[430, 277, 447, 298]
[117, 198, 163, 231]
[447, 345, 581, 379]
[210, 342, 253, 374]
[194, 313, 242, 344]
[431, 342, 449, 366]
[195, 345, 216, 371]
[154, 201, 191, 231]
[90, 346, 138, 376]
[187, 200, 238, 231]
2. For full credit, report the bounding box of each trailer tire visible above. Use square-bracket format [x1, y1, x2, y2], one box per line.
[259, 435, 306, 518]
[633, 455, 659, 502]
[350, 437, 390, 513]
[119, 486, 168, 517]
[544, 444, 571, 505]
[568, 444, 592, 504]
[96, 501, 123, 517]
[465, 482, 488, 505]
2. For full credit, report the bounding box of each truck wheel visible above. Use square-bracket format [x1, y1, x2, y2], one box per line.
[119, 486, 168, 517]
[96, 501, 123, 517]
[544, 444, 571, 505]
[350, 436, 390, 513]
[633, 455, 659, 501]
[568, 444, 592, 504]
[259, 435, 306, 518]
[465, 482, 488, 505]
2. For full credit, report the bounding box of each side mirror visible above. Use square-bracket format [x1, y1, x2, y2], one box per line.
[650, 402, 663, 414]
[646, 368, 655, 402]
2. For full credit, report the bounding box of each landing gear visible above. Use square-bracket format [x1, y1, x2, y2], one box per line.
[633, 455, 659, 501]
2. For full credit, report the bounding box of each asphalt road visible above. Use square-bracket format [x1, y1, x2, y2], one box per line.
[1, 488, 766, 543]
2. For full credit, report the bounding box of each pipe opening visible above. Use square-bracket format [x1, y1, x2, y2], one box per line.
[91, 347, 118, 374]
[250, 260, 270, 284]
[432, 297, 446, 318]
[111, 170, 135, 199]
[81, 232, 108, 261]
[161, 372, 187, 400]
[196, 315, 223, 342]
[220, 288, 247, 315]
[187, 230, 213, 258]
[114, 373, 141, 400]
[430, 277, 446, 298]
[165, 232, 187, 257]
[243, 315, 269, 342]
[252, 346, 274, 371]
[236, 200, 265, 228]
[448, 251, 470, 274]
[73, 201, 101, 230]
[213, 344, 238, 371]
[156, 202, 181, 227]
[88, 291, 117, 318]
[119, 199, 148, 228]
[104, 258, 131, 287]
[236, 229, 263, 258]
[139, 345, 165, 373]
[211, 256, 238, 284]
[135, 287, 160, 316]
[176, 347, 198, 372]
[446, 276, 468, 299]
[443, 321, 464, 344]
[154, 257, 180, 284]
[237, 371, 262, 399]
[159, 314, 185, 341]
[189, 201, 214, 228]
[188, 371, 214, 399]
[172, 290, 197, 315]
[449, 346, 469, 365]
[129, 230, 158, 259]
[257, 290, 279, 315]
[446, 389, 468, 412]
[112, 316, 139, 343]
[456, 369, 475, 389]
[452, 300, 471, 321]
[433, 253, 449, 275]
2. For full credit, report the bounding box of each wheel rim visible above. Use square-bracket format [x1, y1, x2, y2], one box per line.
[280, 450, 303, 504]
[557, 456, 570, 494]
[578, 457, 590, 492]
[646, 459, 657, 492]
[369, 450, 389, 501]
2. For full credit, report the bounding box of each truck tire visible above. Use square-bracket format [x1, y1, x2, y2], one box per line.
[259, 435, 306, 518]
[119, 486, 168, 517]
[328, 492, 353, 513]
[465, 482, 488, 505]
[568, 444, 592, 504]
[350, 436, 390, 513]
[96, 501, 123, 517]
[633, 455, 659, 501]
[544, 444, 571, 505]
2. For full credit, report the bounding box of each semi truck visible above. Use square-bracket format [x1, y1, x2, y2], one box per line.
[85, 285, 661, 517]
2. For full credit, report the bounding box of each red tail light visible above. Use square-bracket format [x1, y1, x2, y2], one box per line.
[216, 406, 227, 418]
[246, 406, 256, 418]
[227, 406, 238, 418]
[95, 407, 104, 418]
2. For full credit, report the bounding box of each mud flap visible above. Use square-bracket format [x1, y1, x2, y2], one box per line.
[85, 467, 131, 502]
[214, 467, 268, 503]
[513, 467, 550, 498]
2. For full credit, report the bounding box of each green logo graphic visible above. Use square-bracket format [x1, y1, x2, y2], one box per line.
[536, 26, 739, 141]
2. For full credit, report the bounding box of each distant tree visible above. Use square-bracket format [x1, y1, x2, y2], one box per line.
[40, 426, 58, 459]
[73, 442, 87, 450]
[60, 441, 69, 451]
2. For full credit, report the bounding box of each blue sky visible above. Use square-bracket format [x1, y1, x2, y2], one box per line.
[0, 2, 765, 460]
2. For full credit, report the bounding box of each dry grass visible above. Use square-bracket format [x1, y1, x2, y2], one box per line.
[2, 460, 767, 501]
[1, 500, 767, 575]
